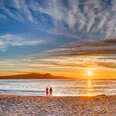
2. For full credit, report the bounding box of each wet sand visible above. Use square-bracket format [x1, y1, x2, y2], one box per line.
[0, 94, 116, 116]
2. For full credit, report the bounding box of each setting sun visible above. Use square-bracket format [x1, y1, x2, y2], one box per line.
[88, 71, 92, 76]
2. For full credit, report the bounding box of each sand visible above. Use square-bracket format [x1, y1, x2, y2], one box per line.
[0, 95, 116, 116]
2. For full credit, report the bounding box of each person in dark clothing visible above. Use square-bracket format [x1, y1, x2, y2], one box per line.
[46, 87, 49, 96]
[49, 87, 53, 96]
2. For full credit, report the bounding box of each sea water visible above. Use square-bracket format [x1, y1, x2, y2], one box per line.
[0, 79, 116, 96]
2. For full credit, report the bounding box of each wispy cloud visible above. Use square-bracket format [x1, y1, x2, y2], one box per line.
[0, 34, 44, 52]
[0, 0, 115, 38]
[18, 53, 116, 70]
[0, 0, 116, 76]
[44, 38, 116, 69]
[0, 14, 6, 19]
[48, 39, 116, 56]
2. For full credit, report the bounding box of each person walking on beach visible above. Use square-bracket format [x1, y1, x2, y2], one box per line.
[49, 87, 53, 96]
[46, 87, 49, 96]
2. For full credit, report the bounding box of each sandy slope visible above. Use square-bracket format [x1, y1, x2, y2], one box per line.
[0, 95, 116, 116]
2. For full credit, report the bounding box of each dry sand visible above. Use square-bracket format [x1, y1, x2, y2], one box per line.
[0, 94, 116, 116]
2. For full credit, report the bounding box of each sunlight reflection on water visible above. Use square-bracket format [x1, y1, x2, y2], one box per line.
[0, 79, 116, 96]
[86, 79, 95, 96]
[88, 79, 92, 88]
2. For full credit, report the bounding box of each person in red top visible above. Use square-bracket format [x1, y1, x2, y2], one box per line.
[46, 87, 49, 96]
[49, 87, 53, 96]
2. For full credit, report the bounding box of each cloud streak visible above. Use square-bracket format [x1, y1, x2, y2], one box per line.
[0, 34, 44, 51]
[46, 38, 116, 69]
[49, 39, 116, 56]
[0, 0, 115, 38]
[0, 0, 116, 77]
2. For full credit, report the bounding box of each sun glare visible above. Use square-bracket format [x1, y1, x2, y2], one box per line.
[88, 70, 92, 76]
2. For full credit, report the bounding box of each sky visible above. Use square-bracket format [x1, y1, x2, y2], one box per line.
[0, 0, 116, 79]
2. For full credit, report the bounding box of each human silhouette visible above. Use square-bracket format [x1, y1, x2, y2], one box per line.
[49, 87, 53, 96]
[46, 87, 49, 96]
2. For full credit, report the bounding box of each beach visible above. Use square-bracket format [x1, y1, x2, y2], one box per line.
[0, 95, 116, 116]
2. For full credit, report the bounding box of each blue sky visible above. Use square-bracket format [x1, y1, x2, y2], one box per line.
[0, 0, 116, 78]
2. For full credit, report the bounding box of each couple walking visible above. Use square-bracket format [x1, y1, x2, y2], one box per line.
[46, 87, 53, 96]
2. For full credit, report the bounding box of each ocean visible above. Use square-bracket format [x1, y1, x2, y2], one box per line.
[0, 79, 116, 96]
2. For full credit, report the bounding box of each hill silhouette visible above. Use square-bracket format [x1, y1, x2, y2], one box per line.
[0, 73, 68, 79]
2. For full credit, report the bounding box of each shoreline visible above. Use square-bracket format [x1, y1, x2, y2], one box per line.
[0, 94, 116, 115]
[0, 93, 109, 96]
[0, 93, 110, 98]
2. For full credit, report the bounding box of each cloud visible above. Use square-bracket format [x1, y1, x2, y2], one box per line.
[66, 39, 116, 48]
[0, 0, 35, 23]
[96, 61, 116, 69]
[0, 49, 115, 75]
[0, 0, 116, 75]
[0, 14, 6, 19]
[0, 0, 115, 38]
[48, 38, 116, 57]
[41, 59, 116, 69]
[23, 53, 116, 70]
[50, 49, 116, 57]
[21, 0, 36, 23]
[13, 0, 21, 9]
[0, 34, 44, 51]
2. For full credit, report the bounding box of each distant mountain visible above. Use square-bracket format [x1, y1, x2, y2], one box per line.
[0, 73, 68, 79]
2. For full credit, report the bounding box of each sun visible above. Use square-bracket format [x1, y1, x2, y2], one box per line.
[88, 70, 92, 76]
